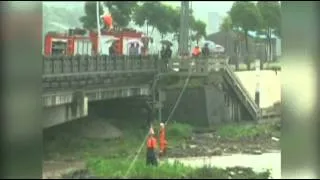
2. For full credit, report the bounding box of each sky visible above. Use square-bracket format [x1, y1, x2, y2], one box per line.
[43, 1, 234, 24]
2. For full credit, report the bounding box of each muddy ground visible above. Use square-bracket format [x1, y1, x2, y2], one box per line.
[167, 130, 280, 158]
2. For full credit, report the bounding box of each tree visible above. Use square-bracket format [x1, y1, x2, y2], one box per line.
[220, 15, 240, 69]
[219, 15, 233, 32]
[79, 2, 104, 30]
[257, 2, 281, 63]
[229, 1, 263, 70]
[133, 2, 175, 39]
[104, 1, 138, 30]
[171, 7, 197, 45]
[190, 20, 206, 45]
[133, 2, 162, 35]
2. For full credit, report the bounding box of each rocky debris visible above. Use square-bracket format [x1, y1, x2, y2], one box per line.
[43, 161, 86, 179]
[211, 147, 223, 156]
[252, 150, 263, 155]
[271, 137, 280, 142]
[61, 169, 102, 179]
[195, 133, 214, 139]
[166, 130, 280, 158]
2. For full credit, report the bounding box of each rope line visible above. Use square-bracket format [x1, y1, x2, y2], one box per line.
[123, 59, 195, 178]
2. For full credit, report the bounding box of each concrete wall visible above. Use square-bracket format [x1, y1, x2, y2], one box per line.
[43, 94, 88, 129]
[204, 85, 226, 125]
[162, 85, 251, 127]
[162, 87, 208, 127]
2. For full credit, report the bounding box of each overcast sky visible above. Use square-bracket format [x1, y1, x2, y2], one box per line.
[43, 1, 234, 24]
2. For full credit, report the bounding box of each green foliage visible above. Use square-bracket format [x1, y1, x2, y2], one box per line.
[257, 2, 281, 32]
[104, 1, 138, 29]
[190, 19, 207, 44]
[219, 15, 233, 32]
[216, 123, 277, 141]
[87, 158, 192, 178]
[133, 2, 178, 38]
[166, 122, 193, 139]
[229, 2, 262, 32]
[86, 157, 271, 178]
[229, 1, 262, 69]
[79, 2, 104, 30]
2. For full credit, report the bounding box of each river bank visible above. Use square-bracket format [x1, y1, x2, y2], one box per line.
[43, 117, 280, 179]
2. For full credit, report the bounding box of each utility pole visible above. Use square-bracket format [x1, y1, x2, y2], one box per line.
[96, 1, 102, 54]
[179, 1, 190, 56]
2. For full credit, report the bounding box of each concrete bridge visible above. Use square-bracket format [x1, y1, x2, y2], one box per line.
[42, 54, 276, 129]
[42, 55, 159, 128]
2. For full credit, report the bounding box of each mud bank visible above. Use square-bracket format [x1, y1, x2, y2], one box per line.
[167, 131, 280, 158]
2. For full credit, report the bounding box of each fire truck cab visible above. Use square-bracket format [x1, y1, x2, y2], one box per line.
[44, 29, 93, 56]
[44, 28, 151, 56]
[90, 29, 149, 56]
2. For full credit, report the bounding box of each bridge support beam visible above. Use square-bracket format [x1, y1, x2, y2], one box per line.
[43, 91, 88, 128]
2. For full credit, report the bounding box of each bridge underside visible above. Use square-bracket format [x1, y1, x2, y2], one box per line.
[43, 85, 152, 129]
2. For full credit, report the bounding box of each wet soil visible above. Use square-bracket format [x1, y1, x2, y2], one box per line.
[167, 132, 280, 158]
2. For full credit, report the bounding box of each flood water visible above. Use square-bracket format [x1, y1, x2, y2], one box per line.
[167, 151, 281, 179]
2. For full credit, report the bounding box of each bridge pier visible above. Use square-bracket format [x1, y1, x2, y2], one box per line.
[43, 91, 88, 128]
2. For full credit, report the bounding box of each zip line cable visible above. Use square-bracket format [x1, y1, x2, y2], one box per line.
[123, 59, 195, 178]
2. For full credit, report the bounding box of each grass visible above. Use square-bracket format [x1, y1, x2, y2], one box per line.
[85, 157, 271, 179]
[216, 122, 279, 141]
[44, 121, 193, 161]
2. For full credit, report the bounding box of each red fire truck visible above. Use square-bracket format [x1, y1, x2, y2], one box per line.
[44, 28, 150, 56]
[44, 29, 94, 56]
[90, 29, 150, 55]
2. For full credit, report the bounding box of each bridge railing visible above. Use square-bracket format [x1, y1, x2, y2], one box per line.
[43, 55, 159, 75]
[168, 55, 228, 73]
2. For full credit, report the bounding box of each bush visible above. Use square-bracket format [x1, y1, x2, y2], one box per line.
[216, 123, 273, 140]
[166, 122, 193, 139]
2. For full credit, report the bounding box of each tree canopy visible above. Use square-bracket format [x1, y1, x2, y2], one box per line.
[257, 2, 281, 38]
[190, 19, 207, 45]
[229, 2, 262, 33]
[219, 15, 233, 32]
[79, 2, 104, 30]
[104, 1, 138, 30]
[229, 1, 262, 54]
[133, 2, 179, 39]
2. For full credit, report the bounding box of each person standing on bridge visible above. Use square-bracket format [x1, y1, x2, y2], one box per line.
[192, 46, 201, 57]
[146, 127, 158, 166]
[159, 122, 168, 158]
[202, 43, 210, 57]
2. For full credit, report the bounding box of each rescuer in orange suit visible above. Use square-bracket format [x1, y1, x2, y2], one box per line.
[146, 127, 158, 166]
[159, 122, 168, 157]
[192, 46, 201, 57]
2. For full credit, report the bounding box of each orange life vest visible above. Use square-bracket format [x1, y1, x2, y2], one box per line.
[159, 128, 167, 150]
[192, 47, 201, 56]
[147, 136, 157, 149]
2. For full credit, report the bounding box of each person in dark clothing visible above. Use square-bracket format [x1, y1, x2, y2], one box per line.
[202, 43, 210, 57]
[129, 43, 135, 56]
[109, 42, 116, 56]
[160, 45, 166, 72]
[165, 45, 172, 59]
[160, 44, 172, 72]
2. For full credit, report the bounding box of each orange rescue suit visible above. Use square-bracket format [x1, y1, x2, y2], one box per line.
[192, 47, 201, 56]
[147, 136, 157, 149]
[159, 127, 168, 152]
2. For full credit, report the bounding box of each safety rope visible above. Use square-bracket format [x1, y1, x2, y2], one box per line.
[123, 58, 195, 178]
